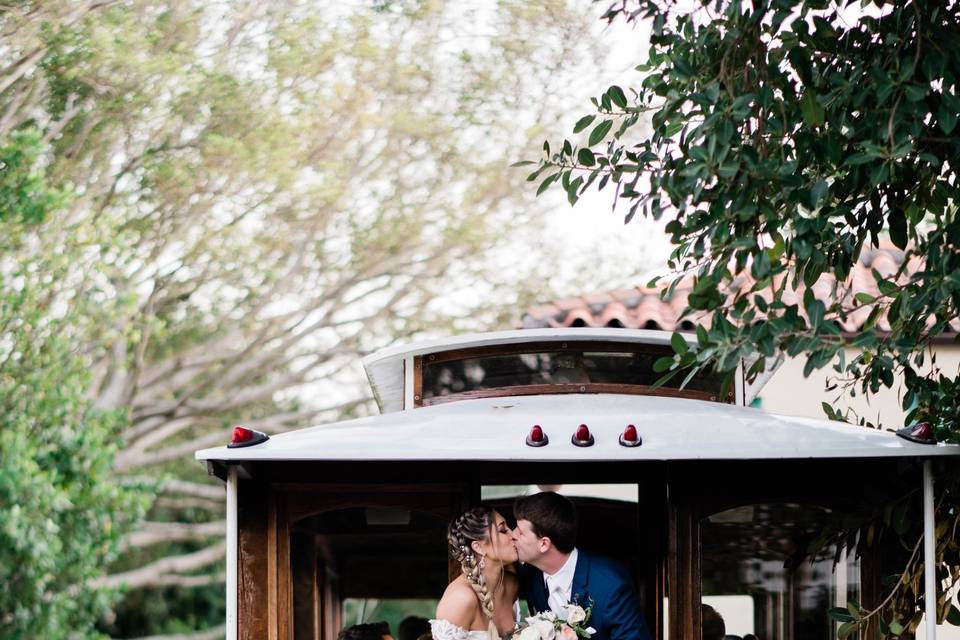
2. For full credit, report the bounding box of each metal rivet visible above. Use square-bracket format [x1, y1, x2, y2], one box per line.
[579, 385, 586, 392]
[428, 354, 435, 361]
[561, 342, 567, 349]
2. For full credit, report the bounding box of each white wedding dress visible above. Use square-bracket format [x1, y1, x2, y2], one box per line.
[429, 619, 494, 640]
[431, 602, 520, 640]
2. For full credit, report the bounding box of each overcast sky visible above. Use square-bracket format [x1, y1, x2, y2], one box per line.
[538, 13, 671, 294]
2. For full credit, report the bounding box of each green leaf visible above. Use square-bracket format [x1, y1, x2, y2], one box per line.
[854, 292, 876, 304]
[653, 356, 675, 373]
[828, 607, 855, 623]
[946, 605, 960, 626]
[939, 102, 958, 134]
[810, 179, 828, 207]
[608, 85, 628, 108]
[800, 90, 824, 127]
[510, 160, 536, 167]
[903, 84, 927, 101]
[844, 153, 876, 166]
[577, 148, 596, 166]
[536, 172, 560, 196]
[652, 367, 683, 389]
[664, 121, 683, 137]
[573, 114, 596, 134]
[875, 271, 899, 296]
[889, 620, 904, 635]
[837, 622, 858, 639]
[566, 176, 583, 205]
[588, 120, 614, 146]
[671, 332, 689, 355]
[526, 164, 549, 182]
[888, 207, 907, 249]
[806, 297, 825, 329]
[696, 324, 708, 344]
[822, 401, 833, 419]
[847, 600, 861, 620]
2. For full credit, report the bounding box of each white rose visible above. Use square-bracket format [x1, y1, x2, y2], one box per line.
[563, 605, 586, 625]
[519, 626, 542, 640]
[532, 619, 557, 640]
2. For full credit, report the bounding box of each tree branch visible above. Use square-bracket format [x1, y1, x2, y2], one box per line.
[122, 520, 224, 550]
[90, 542, 225, 590]
[161, 478, 224, 501]
[129, 623, 226, 640]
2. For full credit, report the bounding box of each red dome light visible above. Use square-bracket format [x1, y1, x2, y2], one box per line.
[896, 421, 936, 444]
[912, 422, 933, 440]
[526, 424, 549, 447]
[227, 425, 269, 448]
[619, 424, 641, 447]
[231, 426, 255, 444]
[571, 423, 594, 447]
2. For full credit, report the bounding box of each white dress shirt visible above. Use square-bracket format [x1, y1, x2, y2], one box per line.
[543, 547, 579, 616]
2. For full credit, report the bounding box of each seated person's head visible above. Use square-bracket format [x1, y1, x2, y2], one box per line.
[398, 616, 431, 640]
[339, 621, 392, 640]
[701, 605, 726, 640]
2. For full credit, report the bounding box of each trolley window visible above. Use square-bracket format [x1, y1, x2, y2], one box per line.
[415, 341, 729, 406]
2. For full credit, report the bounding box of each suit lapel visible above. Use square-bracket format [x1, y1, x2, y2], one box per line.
[570, 550, 589, 607]
[527, 564, 549, 613]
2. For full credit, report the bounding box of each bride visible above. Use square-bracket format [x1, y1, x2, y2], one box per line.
[431, 507, 519, 640]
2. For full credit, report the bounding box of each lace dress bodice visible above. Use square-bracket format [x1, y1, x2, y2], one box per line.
[429, 619, 493, 640]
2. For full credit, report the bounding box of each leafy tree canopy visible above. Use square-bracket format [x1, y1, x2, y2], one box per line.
[0, 134, 150, 638]
[529, 0, 960, 634]
[2, 0, 608, 636]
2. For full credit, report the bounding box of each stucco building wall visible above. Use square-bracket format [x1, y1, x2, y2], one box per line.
[758, 345, 960, 428]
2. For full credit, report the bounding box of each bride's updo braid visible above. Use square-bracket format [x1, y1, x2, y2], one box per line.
[447, 506, 496, 621]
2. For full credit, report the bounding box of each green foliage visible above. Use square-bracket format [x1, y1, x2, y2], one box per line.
[3, 0, 608, 636]
[0, 131, 65, 223]
[534, 0, 960, 438]
[530, 0, 960, 635]
[0, 226, 151, 637]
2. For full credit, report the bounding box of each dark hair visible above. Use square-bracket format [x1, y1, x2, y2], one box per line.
[701, 605, 726, 640]
[338, 622, 390, 640]
[513, 491, 577, 553]
[398, 617, 431, 640]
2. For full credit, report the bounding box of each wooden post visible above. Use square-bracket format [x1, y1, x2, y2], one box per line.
[668, 503, 700, 640]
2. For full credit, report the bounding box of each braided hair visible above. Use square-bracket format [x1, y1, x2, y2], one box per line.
[447, 506, 497, 622]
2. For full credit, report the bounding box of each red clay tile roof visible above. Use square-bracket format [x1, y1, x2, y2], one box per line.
[521, 244, 960, 335]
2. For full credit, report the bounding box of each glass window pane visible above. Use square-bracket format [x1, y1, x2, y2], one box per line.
[421, 345, 722, 402]
[701, 503, 860, 640]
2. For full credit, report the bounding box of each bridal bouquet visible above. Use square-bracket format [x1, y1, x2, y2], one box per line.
[513, 603, 595, 640]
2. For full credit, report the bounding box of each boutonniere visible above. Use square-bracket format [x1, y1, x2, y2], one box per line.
[560, 598, 595, 639]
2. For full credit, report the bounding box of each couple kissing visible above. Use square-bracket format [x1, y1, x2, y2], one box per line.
[431, 492, 652, 640]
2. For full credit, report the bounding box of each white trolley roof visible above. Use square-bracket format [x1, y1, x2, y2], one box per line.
[195, 393, 959, 463]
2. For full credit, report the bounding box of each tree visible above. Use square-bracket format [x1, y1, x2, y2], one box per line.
[0, 132, 151, 638]
[2, 0, 607, 636]
[529, 0, 960, 635]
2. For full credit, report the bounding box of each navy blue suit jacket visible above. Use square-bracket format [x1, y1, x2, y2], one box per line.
[520, 551, 651, 640]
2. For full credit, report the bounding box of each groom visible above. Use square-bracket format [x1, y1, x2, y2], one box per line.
[512, 492, 651, 640]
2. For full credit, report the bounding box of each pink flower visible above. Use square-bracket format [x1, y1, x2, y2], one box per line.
[560, 624, 578, 640]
